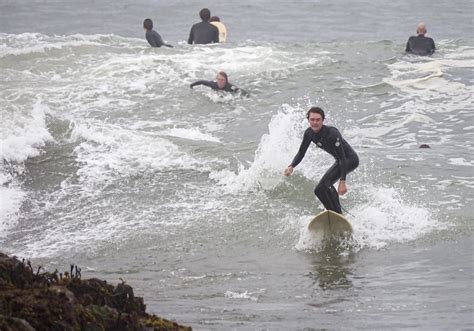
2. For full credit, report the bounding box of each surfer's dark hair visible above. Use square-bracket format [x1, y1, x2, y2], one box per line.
[200, 8, 211, 21]
[217, 71, 228, 82]
[307, 107, 325, 120]
[143, 18, 153, 30]
[209, 16, 220, 22]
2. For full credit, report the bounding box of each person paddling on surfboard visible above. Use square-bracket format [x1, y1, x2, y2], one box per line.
[284, 107, 359, 214]
[190, 71, 249, 96]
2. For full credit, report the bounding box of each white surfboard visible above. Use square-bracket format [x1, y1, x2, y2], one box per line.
[308, 210, 353, 237]
[210, 21, 227, 42]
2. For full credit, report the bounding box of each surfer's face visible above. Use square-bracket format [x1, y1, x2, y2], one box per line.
[308, 113, 324, 132]
[216, 74, 227, 89]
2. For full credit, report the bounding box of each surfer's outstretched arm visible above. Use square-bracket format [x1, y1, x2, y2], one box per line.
[284, 129, 311, 176]
[290, 129, 312, 167]
[190, 80, 216, 89]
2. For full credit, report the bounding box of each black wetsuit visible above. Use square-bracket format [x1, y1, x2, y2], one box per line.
[190, 80, 249, 96]
[290, 125, 359, 214]
[188, 21, 219, 44]
[406, 35, 435, 56]
[146, 30, 172, 48]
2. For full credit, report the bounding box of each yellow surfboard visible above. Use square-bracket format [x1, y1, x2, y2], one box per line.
[210, 21, 227, 43]
[308, 210, 352, 237]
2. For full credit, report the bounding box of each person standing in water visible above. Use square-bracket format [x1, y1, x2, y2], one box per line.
[188, 8, 219, 45]
[143, 18, 173, 48]
[190, 71, 249, 96]
[406, 22, 435, 56]
[284, 107, 359, 214]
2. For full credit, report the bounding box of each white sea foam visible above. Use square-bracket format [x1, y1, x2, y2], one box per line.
[169, 44, 331, 83]
[0, 187, 25, 236]
[69, 122, 206, 187]
[294, 215, 326, 252]
[209, 102, 329, 193]
[345, 48, 474, 150]
[15, 194, 230, 258]
[0, 99, 53, 162]
[384, 53, 474, 105]
[0, 99, 54, 229]
[448, 158, 473, 166]
[295, 185, 448, 252]
[346, 111, 435, 143]
[209, 106, 298, 192]
[224, 290, 259, 301]
[0, 33, 135, 58]
[17, 211, 139, 258]
[0, 172, 25, 237]
[200, 90, 236, 103]
[2, 34, 333, 258]
[161, 127, 222, 143]
[1, 33, 470, 261]
[350, 185, 445, 249]
[385, 60, 444, 89]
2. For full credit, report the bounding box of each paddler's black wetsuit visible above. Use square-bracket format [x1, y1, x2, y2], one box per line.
[190, 80, 249, 96]
[145, 30, 173, 48]
[188, 21, 219, 45]
[405, 35, 435, 56]
[290, 125, 359, 214]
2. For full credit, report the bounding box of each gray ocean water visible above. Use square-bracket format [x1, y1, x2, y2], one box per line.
[1, 0, 473, 329]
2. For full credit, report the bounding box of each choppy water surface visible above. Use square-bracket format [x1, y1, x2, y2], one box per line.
[1, 0, 473, 329]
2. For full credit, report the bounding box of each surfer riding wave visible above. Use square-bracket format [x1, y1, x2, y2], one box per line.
[284, 107, 359, 214]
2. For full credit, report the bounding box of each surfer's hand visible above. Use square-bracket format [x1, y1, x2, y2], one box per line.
[338, 180, 347, 195]
[284, 166, 293, 177]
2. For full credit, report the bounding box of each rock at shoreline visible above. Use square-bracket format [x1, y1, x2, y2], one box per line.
[0, 252, 192, 331]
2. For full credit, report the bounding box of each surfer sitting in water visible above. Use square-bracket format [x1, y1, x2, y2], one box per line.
[188, 8, 219, 45]
[406, 22, 435, 56]
[143, 18, 173, 48]
[284, 107, 359, 215]
[190, 71, 249, 96]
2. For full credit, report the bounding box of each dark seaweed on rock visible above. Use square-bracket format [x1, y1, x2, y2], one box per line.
[0, 252, 191, 331]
